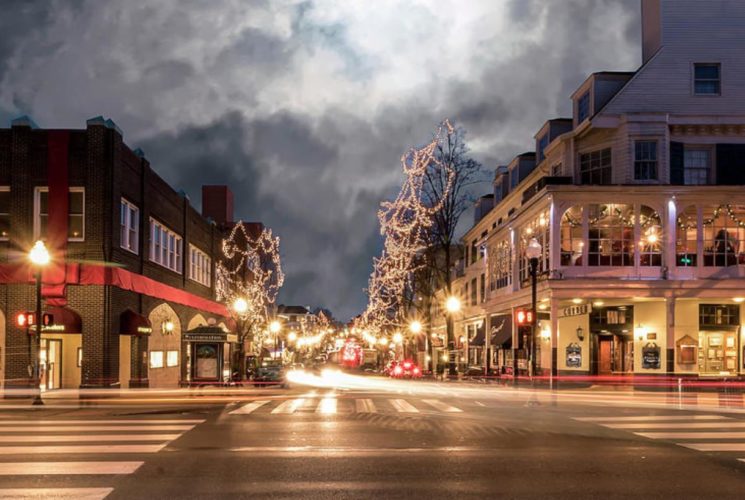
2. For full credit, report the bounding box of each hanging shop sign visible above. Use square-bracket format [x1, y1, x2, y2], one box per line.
[560, 304, 591, 318]
[642, 342, 661, 369]
[565, 343, 582, 368]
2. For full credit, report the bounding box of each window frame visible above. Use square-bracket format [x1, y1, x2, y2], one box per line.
[579, 148, 612, 185]
[693, 63, 721, 96]
[188, 243, 212, 287]
[683, 146, 713, 186]
[33, 186, 86, 242]
[633, 140, 659, 181]
[0, 186, 9, 241]
[120, 198, 140, 254]
[577, 91, 591, 123]
[149, 218, 183, 274]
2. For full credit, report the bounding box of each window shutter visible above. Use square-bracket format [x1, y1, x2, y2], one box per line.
[716, 144, 745, 185]
[669, 142, 684, 185]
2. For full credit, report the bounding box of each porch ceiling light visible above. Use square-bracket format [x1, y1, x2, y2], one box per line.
[733, 297, 745, 303]
[572, 298, 583, 305]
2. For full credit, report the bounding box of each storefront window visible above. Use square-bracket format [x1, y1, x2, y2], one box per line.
[702, 205, 745, 267]
[639, 205, 662, 266]
[149, 351, 164, 369]
[561, 206, 583, 266]
[519, 210, 549, 282]
[676, 205, 698, 266]
[587, 204, 634, 266]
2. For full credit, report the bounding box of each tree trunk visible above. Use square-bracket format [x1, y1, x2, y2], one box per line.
[444, 245, 457, 377]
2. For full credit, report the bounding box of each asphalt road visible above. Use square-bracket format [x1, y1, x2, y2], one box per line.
[1, 376, 745, 499]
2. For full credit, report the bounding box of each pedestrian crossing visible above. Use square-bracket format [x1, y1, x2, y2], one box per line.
[0, 416, 204, 499]
[230, 397, 468, 416]
[574, 413, 745, 466]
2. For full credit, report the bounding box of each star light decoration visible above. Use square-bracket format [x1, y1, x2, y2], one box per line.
[357, 120, 456, 336]
[217, 221, 285, 350]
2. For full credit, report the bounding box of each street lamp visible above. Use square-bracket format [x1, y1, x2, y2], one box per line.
[409, 320, 422, 334]
[29, 240, 50, 405]
[444, 295, 461, 377]
[525, 238, 542, 379]
[270, 320, 281, 359]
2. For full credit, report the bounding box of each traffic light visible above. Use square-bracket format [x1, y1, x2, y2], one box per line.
[16, 312, 34, 328]
[514, 308, 535, 326]
[42, 312, 54, 327]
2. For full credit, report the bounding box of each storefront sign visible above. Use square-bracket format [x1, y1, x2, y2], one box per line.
[560, 304, 591, 318]
[184, 334, 227, 342]
[227, 334, 238, 343]
[642, 343, 661, 369]
[565, 343, 582, 368]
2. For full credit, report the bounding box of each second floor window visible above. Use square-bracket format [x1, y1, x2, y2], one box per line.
[34, 187, 85, 241]
[694, 63, 721, 95]
[634, 141, 658, 181]
[684, 149, 711, 185]
[579, 148, 612, 185]
[150, 218, 182, 273]
[0, 187, 9, 240]
[189, 244, 212, 287]
[120, 198, 139, 253]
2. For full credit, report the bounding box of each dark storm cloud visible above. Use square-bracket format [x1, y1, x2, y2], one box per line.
[0, 0, 641, 320]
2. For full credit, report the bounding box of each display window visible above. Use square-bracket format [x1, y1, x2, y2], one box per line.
[698, 331, 738, 375]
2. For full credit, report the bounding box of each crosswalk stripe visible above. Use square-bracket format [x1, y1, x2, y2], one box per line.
[230, 401, 270, 415]
[0, 444, 166, 455]
[317, 397, 337, 414]
[474, 401, 486, 407]
[272, 399, 305, 414]
[0, 425, 194, 432]
[636, 431, 745, 440]
[355, 399, 376, 413]
[389, 399, 419, 413]
[0, 461, 143, 475]
[679, 443, 745, 452]
[0, 419, 204, 425]
[602, 422, 745, 429]
[0, 487, 113, 499]
[574, 415, 729, 422]
[421, 400, 463, 413]
[0, 434, 180, 443]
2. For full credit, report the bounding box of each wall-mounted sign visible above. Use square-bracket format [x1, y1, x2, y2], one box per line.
[560, 304, 591, 318]
[647, 332, 657, 340]
[642, 342, 661, 369]
[566, 343, 582, 368]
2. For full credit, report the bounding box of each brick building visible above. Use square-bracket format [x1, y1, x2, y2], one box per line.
[0, 116, 247, 390]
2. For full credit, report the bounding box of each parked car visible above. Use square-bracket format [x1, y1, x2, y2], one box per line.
[253, 361, 288, 388]
[388, 359, 422, 379]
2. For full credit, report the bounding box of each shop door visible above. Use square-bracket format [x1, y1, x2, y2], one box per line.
[195, 344, 219, 380]
[598, 338, 613, 375]
[40, 338, 62, 390]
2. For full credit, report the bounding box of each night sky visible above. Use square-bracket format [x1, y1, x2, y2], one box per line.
[0, 0, 641, 320]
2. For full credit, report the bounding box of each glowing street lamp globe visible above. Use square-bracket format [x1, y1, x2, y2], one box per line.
[29, 240, 50, 266]
[526, 238, 542, 260]
[445, 296, 461, 313]
[409, 320, 422, 334]
[270, 320, 281, 333]
[392, 332, 403, 344]
[288, 331, 298, 342]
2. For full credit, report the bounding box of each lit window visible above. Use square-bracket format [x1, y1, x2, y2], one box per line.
[519, 210, 550, 281]
[676, 205, 698, 267]
[34, 187, 85, 241]
[120, 198, 139, 253]
[149, 218, 182, 273]
[561, 206, 583, 266]
[694, 63, 721, 95]
[577, 91, 591, 122]
[166, 350, 179, 367]
[634, 141, 658, 181]
[639, 205, 662, 266]
[587, 204, 634, 267]
[702, 205, 745, 267]
[0, 187, 9, 240]
[189, 244, 212, 287]
[683, 149, 711, 185]
[149, 351, 164, 369]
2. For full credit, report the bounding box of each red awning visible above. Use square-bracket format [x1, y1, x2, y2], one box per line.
[43, 306, 82, 334]
[120, 309, 152, 335]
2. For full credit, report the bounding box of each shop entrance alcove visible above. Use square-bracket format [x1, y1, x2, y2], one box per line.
[590, 305, 634, 375]
[183, 325, 238, 385]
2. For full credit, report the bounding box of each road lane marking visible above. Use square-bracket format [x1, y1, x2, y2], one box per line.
[389, 399, 419, 413]
[272, 399, 306, 414]
[0, 425, 195, 432]
[679, 443, 745, 452]
[0, 434, 180, 443]
[421, 400, 463, 413]
[635, 431, 745, 440]
[0, 419, 204, 425]
[0, 488, 113, 499]
[229, 446, 500, 456]
[0, 444, 166, 454]
[601, 422, 745, 429]
[355, 399, 376, 413]
[0, 461, 143, 475]
[317, 397, 337, 414]
[574, 415, 729, 422]
[230, 401, 270, 415]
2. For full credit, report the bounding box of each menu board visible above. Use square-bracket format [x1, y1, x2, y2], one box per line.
[566, 343, 582, 368]
[642, 343, 661, 369]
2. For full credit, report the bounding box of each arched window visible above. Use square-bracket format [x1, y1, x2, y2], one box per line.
[676, 205, 697, 266]
[703, 205, 745, 267]
[488, 239, 512, 290]
[519, 210, 549, 282]
[639, 205, 662, 266]
[587, 204, 634, 266]
[561, 206, 583, 266]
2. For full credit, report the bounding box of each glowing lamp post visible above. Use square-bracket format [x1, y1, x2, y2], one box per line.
[444, 296, 461, 377]
[29, 240, 50, 405]
[525, 238, 542, 379]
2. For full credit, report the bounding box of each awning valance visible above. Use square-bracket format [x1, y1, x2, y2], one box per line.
[489, 314, 512, 347]
[120, 309, 152, 335]
[469, 322, 486, 346]
[41, 306, 82, 334]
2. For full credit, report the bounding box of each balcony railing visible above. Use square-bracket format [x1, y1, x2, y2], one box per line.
[521, 176, 572, 205]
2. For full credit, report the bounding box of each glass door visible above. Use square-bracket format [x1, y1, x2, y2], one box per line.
[40, 338, 62, 390]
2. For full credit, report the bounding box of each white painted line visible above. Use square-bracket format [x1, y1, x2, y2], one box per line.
[0, 434, 180, 443]
[355, 399, 376, 413]
[0, 444, 166, 454]
[271, 399, 306, 414]
[636, 431, 745, 440]
[474, 401, 486, 407]
[603, 422, 745, 429]
[575, 415, 729, 422]
[0, 461, 143, 475]
[229, 401, 270, 415]
[389, 399, 419, 413]
[0, 419, 204, 425]
[0, 488, 113, 499]
[317, 397, 337, 414]
[421, 399, 463, 413]
[679, 443, 745, 452]
[0, 425, 194, 432]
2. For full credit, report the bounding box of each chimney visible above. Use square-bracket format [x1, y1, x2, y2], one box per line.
[641, 0, 662, 64]
[201, 185, 234, 225]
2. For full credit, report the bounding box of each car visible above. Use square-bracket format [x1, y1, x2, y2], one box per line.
[389, 359, 422, 379]
[253, 361, 288, 388]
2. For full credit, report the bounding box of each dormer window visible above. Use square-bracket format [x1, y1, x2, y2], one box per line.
[694, 63, 721, 95]
[577, 91, 591, 122]
[537, 134, 549, 162]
